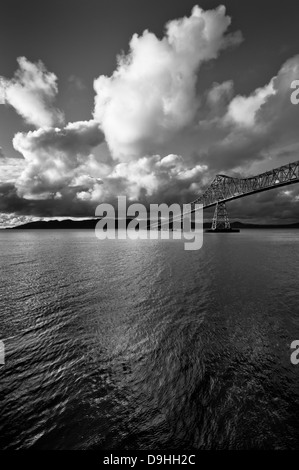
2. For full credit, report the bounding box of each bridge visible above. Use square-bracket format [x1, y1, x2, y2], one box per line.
[189, 159, 299, 231]
[153, 159, 299, 231]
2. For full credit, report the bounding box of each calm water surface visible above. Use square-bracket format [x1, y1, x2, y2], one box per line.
[1, 229, 299, 449]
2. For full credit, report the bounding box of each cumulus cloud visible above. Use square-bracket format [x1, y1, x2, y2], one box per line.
[169, 54, 299, 178]
[0, 57, 64, 127]
[225, 79, 276, 126]
[13, 120, 207, 205]
[3, 4, 242, 216]
[221, 55, 299, 170]
[9, 52, 299, 221]
[13, 120, 105, 198]
[88, 154, 208, 204]
[0, 157, 26, 182]
[207, 80, 234, 107]
[93, 5, 242, 160]
[0, 147, 26, 183]
[3, 7, 299, 225]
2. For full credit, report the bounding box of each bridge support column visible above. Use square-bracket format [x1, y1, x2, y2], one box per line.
[211, 201, 231, 230]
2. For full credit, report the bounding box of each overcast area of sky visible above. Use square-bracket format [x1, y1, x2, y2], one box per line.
[1, 0, 299, 226]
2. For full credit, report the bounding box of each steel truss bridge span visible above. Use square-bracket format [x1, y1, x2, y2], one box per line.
[190, 160, 299, 211]
[149, 160, 299, 231]
[187, 160, 299, 231]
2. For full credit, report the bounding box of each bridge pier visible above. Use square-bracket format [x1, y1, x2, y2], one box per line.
[206, 201, 240, 233]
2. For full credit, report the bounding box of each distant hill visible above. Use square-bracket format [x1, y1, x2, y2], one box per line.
[4, 218, 299, 230]
[5, 218, 134, 230]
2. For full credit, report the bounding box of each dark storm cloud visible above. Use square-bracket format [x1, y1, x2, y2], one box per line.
[0, 181, 97, 218]
[226, 186, 299, 224]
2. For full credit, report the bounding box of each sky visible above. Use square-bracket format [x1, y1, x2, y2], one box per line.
[1, 0, 299, 227]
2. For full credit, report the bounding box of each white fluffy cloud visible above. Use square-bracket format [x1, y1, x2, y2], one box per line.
[13, 117, 207, 203]
[220, 55, 299, 170]
[13, 120, 105, 198]
[3, 6, 299, 224]
[0, 57, 64, 127]
[93, 5, 242, 160]
[226, 79, 276, 126]
[6, 5, 241, 209]
[0, 157, 26, 182]
[96, 154, 207, 203]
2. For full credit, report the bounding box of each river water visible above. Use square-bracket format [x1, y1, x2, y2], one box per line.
[1, 229, 299, 449]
